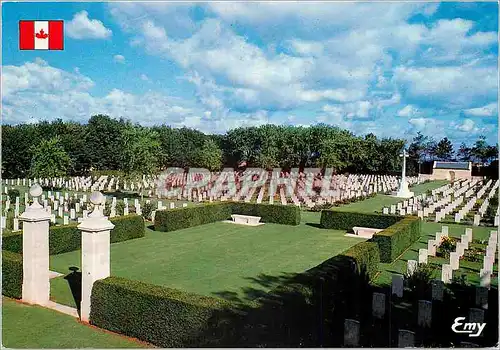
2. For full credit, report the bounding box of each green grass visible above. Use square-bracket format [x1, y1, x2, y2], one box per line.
[333, 180, 449, 213]
[50, 211, 360, 306]
[374, 222, 498, 287]
[2, 297, 149, 348]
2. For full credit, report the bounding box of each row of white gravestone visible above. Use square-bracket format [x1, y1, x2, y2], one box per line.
[415, 179, 498, 223]
[2, 173, 419, 208]
[479, 230, 497, 288]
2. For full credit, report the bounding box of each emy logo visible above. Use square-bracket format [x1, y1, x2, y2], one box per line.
[451, 317, 486, 337]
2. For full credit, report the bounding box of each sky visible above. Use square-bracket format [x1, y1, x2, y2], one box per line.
[2, 1, 498, 146]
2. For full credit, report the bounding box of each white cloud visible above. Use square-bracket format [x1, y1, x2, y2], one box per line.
[140, 74, 150, 81]
[394, 66, 497, 108]
[397, 105, 418, 117]
[408, 117, 431, 129]
[464, 103, 497, 117]
[455, 118, 477, 132]
[113, 54, 125, 63]
[287, 39, 324, 56]
[1, 59, 275, 134]
[66, 11, 112, 39]
[2, 57, 94, 97]
[322, 101, 372, 119]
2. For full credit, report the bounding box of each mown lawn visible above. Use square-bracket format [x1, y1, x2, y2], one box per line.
[2, 297, 149, 348]
[50, 211, 360, 306]
[334, 180, 449, 213]
[374, 222, 498, 287]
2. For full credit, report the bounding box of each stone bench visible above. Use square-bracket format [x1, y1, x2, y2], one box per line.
[231, 214, 262, 226]
[349, 226, 383, 239]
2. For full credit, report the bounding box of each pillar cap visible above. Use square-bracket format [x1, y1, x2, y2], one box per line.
[78, 191, 114, 232]
[19, 184, 51, 222]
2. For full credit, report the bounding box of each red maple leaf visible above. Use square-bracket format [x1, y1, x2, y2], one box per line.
[35, 28, 48, 39]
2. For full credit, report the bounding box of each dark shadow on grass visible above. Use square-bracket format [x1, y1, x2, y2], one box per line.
[64, 266, 82, 315]
[305, 223, 323, 229]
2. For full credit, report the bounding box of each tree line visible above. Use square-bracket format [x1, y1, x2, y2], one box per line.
[1, 115, 497, 179]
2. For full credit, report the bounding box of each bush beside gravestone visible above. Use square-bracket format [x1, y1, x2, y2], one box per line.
[90, 276, 233, 347]
[2, 250, 23, 299]
[2, 214, 145, 255]
[320, 210, 402, 230]
[370, 216, 421, 263]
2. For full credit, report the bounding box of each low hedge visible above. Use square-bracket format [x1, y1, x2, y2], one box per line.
[231, 202, 301, 226]
[2, 250, 23, 299]
[370, 216, 421, 263]
[90, 276, 233, 347]
[2, 214, 145, 255]
[343, 241, 381, 280]
[320, 210, 402, 230]
[154, 203, 233, 232]
[154, 202, 301, 232]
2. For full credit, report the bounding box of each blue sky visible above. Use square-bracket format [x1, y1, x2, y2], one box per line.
[2, 2, 498, 147]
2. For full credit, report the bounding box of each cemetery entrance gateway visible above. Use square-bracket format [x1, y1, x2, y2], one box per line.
[20, 184, 114, 322]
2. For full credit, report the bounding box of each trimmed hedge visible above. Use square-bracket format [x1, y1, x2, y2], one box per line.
[154, 202, 301, 232]
[370, 215, 421, 263]
[154, 203, 233, 232]
[343, 241, 381, 280]
[231, 202, 301, 226]
[90, 276, 233, 347]
[2, 251, 23, 299]
[320, 210, 402, 230]
[2, 214, 145, 255]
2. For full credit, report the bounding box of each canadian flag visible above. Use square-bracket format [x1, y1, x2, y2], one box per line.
[19, 20, 64, 50]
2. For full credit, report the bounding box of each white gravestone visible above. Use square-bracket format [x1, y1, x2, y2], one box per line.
[407, 260, 418, 276]
[418, 249, 428, 264]
[392, 275, 404, 297]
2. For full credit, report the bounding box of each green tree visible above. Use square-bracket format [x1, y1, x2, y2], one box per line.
[471, 136, 497, 165]
[84, 115, 127, 171]
[408, 132, 429, 174]
[457, 142, 471, 162]
[433, 137, 454, 160]
[193, 138, 223, 171]
[121, 124, 161, 175]
[29, 137, 70, 178]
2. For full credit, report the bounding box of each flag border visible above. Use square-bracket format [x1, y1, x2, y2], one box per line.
[19, 19, 64, 51]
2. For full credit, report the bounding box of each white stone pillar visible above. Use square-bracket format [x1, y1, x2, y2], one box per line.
[78, 191, 114, 323]
[20, 184, 51, 306]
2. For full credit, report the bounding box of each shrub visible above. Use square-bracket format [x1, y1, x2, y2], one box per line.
[90, 276, 233, 347]
[320, 210, 402, 230]
[370, 216, 421, 263]
[141, 202, 155, 221]
[7, 189, 20, 202]
[404, 263, 435, 296]
[437, 236, 456, 258]
[2, 215, 144, 255]
[115, 201, 125, 216]
[309, 203, 334, 212]
[2, 251, 23, 298]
